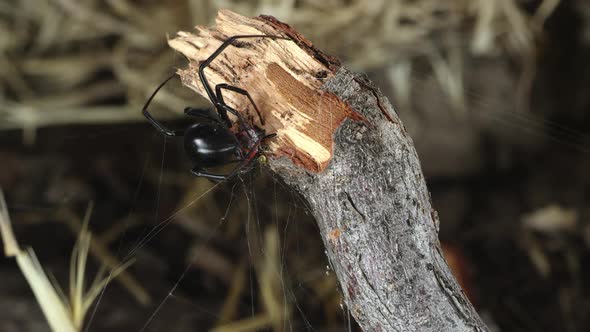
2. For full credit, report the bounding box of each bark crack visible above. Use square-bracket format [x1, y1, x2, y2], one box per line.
[353, 76, 396, 125]
[358, 253, 399, 331]
[345, 191, 367, 221]
[432, 246, 484, 332]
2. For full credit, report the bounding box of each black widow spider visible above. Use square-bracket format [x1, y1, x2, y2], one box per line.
[142, 35, 289, 181]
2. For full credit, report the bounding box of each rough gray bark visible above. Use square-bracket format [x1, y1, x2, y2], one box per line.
[271, 68, 488, 332]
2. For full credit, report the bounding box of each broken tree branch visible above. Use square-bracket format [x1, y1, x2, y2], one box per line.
[169, 9, 489, 332]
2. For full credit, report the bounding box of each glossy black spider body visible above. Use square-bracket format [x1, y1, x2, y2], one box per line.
[142, 35, 287, 180]
[183, 121, 239, 167]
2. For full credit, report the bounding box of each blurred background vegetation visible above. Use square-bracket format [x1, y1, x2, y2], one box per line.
[1, 0, 590, 331]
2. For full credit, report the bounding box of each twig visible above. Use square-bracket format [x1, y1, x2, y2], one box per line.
[169, 10, 489, 332]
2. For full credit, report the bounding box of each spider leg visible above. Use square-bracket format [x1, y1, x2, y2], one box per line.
[190, 160, 250, 181]
[217, 101, 277, 152]
[219, 104, 256, 143]
[198, 34, 290, 126]
[190, 166, 230, 181]
[215, 83, 265, 125]
[142, 73, 183, 137]
[190, 142, 262, 181]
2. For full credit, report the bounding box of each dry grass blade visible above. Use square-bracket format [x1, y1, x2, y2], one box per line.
[215, 262, 247, 325]
[0, 189, 76, 332]
[210, 226, 289, 332]
[210, 314, 275, 332]
[259, 226, 289, 331]
[16, 249, 78, 332]
[0, 190, 18, 256]
[0, 191, 133, 332]
[59, 207, 150, 306]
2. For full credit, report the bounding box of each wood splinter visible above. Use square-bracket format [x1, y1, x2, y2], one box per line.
[168, 10, 361, 172]
[169, 9, 490, 332]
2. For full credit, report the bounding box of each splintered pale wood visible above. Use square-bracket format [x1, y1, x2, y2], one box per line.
[169, 10, 489, 332]
[168, 9, 361, 172]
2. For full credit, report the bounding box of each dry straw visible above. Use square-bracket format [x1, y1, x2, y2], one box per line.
[0, 191, 131, 332]
[0, 0, 560, 141]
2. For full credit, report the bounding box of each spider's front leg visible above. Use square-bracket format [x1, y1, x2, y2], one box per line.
[215, 83, 265, 125]
[197, 35, 290, 126]
[214, 84, 279, 144]
[190, 166, 231, 181]
[142, 73, 184, 137]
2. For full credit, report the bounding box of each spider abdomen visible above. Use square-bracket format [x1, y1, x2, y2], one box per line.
[183, 123, 240, 167]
